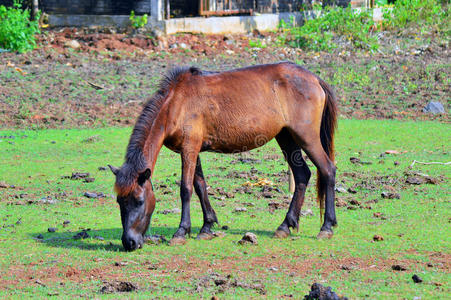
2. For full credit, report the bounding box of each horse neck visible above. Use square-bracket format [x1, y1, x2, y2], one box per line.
[142, 120, 165, 174]
[126, 104, 167, 176]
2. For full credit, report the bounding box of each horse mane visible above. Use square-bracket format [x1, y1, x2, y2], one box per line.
[115, 66, 202, 195]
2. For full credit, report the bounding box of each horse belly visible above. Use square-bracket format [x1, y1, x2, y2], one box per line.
[204, 114, 284, 153]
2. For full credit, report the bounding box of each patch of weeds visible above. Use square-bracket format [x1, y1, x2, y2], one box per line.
[382, 0, 449, 32]
[249, 39, 267, 49]
[278, 5, 378, 51]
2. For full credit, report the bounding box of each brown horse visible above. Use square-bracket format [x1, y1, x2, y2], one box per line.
[109, 61, 338, 251]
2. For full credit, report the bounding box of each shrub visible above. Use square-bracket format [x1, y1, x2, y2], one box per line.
[0, 0, 40, 53]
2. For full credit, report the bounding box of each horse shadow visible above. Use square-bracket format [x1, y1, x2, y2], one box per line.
[31, 225, 276, 252]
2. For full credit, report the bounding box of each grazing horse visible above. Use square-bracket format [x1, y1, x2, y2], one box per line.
[109, 62, 338, 251]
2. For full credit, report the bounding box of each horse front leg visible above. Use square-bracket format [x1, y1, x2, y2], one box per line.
[169, 149, 199, 246]
[194, 156, 219, 240]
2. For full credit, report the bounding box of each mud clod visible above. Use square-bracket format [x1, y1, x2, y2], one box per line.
[304, 283, 348, 300]
[373, 235, 384, 241]
[391, 264, 407, 271]
[238, 232, 258, 245]
[100, 281, 138, 293]
[73, 230, 90, 240]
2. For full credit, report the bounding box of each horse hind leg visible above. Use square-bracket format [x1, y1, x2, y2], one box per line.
[291, 130, 337, 239]
[274, 129, 311, 238]
[194, 156, 219, 240]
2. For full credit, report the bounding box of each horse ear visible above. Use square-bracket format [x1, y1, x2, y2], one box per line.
[108, 164, 119, 175]
[138, 168, 151, 186]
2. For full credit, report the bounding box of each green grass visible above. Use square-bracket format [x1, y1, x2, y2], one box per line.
[0, 119, 450, 298]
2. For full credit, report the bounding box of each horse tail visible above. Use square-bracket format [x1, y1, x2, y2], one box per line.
[316, 77, 338, 222]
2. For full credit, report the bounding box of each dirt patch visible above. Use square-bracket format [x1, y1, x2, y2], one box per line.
[0, 27, 449, 129]
[1, 250, 449, 292]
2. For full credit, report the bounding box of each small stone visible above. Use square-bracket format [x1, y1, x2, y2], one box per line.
[300, 209, 313, 217]
[412, 274, 423, 283]
[161, 208, 181, 215]
[83, 191, 105, 198]
[64, 40, 81, 49]
[238, 232, 257, 245]
[423, 101, 445, 114]
[234, 207, 247, 213]
[48, 227, 57, 233]
[95, 236, 104, 241]
[335, 185, 347, 193]
[37, 234, 44, 239]
[221, 225, 229, 230]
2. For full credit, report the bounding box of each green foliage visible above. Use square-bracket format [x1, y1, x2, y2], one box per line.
[382, 0, 449, 31]
[129, 10, 148, 29]
[0, 0, 40, 53]
[278, 5, 378, 52]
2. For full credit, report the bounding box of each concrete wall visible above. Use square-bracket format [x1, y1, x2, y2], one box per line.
[164, 12, 305, 34]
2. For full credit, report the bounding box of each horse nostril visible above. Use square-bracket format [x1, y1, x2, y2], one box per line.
[129, 239, 136, 249]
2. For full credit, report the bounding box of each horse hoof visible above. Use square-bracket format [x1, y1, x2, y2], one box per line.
[169, 237, 187, 246]
[274, 229, 290, 239]
[196, 232, 215, 240]
[317, 231, 333, 239]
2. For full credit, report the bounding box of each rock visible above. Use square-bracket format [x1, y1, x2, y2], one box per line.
[63, 220, 70, 226]
[94, 236, 104, 241]
[412, 274, 423, 283]
[221, 225, 229, 230]
[423, 101, 445, 114]
[303, 282, 348, 300]
[65, 40, 81, 49]
[238, 232, 257, 245]
[48, 227, 57, 233]
[37, 234, 44, 239]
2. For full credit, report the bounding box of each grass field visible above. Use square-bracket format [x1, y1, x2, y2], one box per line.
[0, 119, 450, 298]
